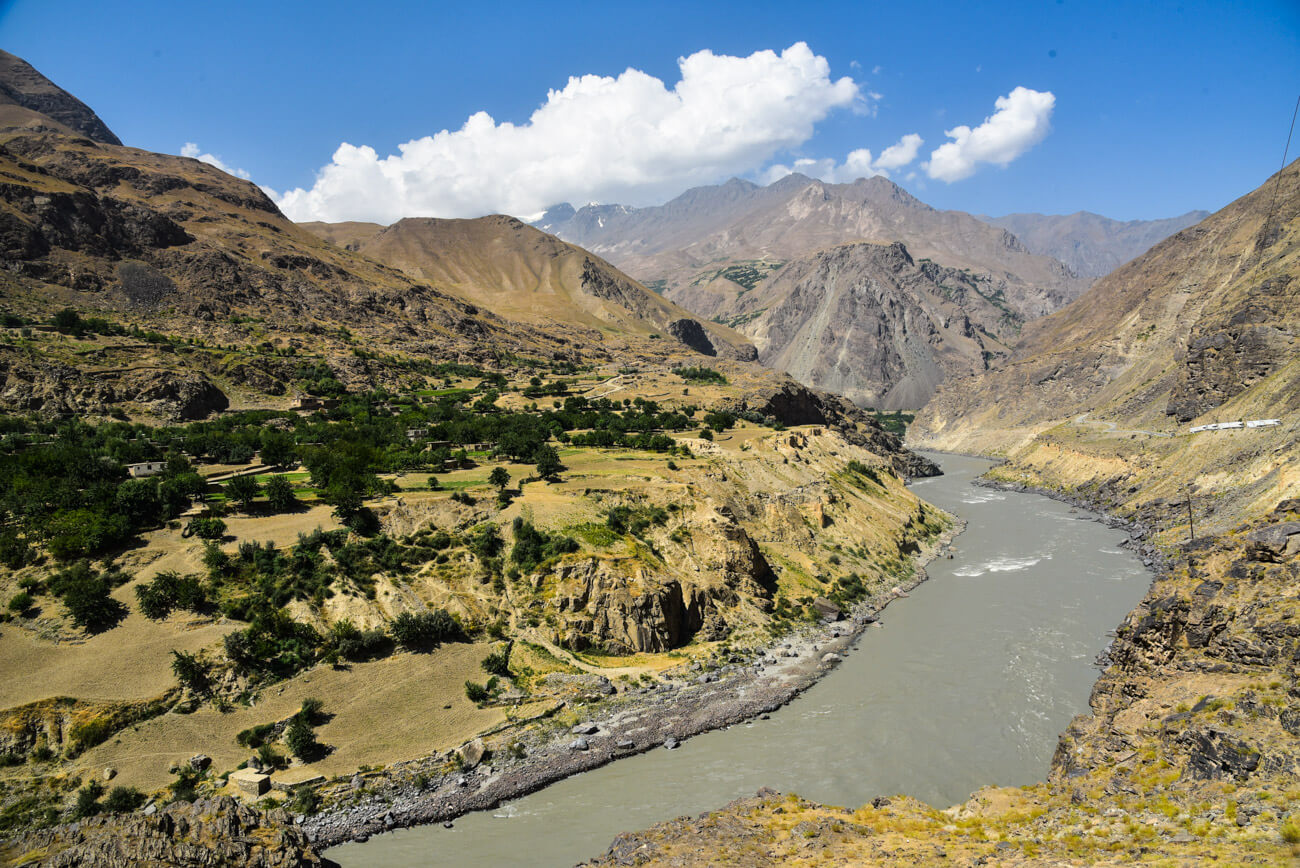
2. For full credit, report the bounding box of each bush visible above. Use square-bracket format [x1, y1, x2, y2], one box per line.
[329, 620, 390, 662]
[103, 786, 145, 814]
[186, 516, 227, 541]
[7, 592, 32, 614]
[137, 571, 207, 620]
[1283, 816, 1300, 844]
[284, 716, 319, 762]
[464, 681, 488, 703]
[390, 609, 460, 651]
[672, 366, 727, 384]
[69, 717, 114, 755]
[73, 781, 103, 818]
[171, 650, 212, 696]
[481, 644, 511, 677]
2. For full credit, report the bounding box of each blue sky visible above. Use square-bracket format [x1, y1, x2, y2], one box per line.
[3, 0, 1297, 222]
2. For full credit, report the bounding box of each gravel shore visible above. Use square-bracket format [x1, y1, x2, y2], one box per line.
[303, 522, 964, 849]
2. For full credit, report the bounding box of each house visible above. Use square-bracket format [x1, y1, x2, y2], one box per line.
[126, 461, 166, 478]
[406, 428, 429, 441]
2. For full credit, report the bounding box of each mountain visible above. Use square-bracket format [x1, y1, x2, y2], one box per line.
[0, 49, 121, 145]
[536, 174, 1090, 320]
[300, 215, 756, 360]
[708, 241, 1022, 409]
[913, 159, 1300, 524]
[981, 209, 1210, 279]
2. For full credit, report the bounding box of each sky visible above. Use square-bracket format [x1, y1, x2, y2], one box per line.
[2, 0, 1298, 223]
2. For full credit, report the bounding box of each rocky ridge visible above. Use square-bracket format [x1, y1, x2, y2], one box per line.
[981, 209, 1210, 280]
[706, 240, 1023, 409]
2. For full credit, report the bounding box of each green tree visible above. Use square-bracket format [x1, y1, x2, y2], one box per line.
[60, 572, 127, 633]
[533, 445, 562, 480]
[284, 716, 319, 761]
[171, 649, 211, 695]
[225, 475, 259, 512]
[259, 430, 296, 468]
[488, 466, 510, 490]
[115, 478, 162, 528]
[264, 475, 298, 513]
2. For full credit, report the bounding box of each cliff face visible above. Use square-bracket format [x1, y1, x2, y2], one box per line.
[715, 241, 1021, 409]
[0, 796, 322, 867]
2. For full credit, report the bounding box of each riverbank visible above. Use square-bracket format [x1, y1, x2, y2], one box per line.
[303, 519, 965, 849]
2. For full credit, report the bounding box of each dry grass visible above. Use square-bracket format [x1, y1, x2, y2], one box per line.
[74, 641, 508, 793]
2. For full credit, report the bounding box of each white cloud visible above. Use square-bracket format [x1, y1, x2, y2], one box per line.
[274, 43, 865, 223]
[923, 87, 1054, 182]
[180, 142, 251, 179]
[873, 133, 924, 171]
[760, 132, 923, 185]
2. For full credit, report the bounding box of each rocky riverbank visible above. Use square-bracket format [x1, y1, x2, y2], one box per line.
[301, 521, 964, 849]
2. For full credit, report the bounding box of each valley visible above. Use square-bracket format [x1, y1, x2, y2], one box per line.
[0, 39, 1297, 868]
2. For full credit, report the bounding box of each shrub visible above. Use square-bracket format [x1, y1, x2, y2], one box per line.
[1282, 815, 1300, 844]
[73, 781, 103, 818]
[390, 609, 460, 651]
[69, 717, 114, 754]
[103, 786, 145, 814]
[464, 681, 488, 703]
[186, 516, 227, 541]
[328, 620, 390, 662]
[671, 366, 727, 384]
[284, 716, 319, 762]
[171, 650, 212, 696]
[7, 592, 32, 614]
[481, 645, 511, 677]
[137, 571, 207, 620]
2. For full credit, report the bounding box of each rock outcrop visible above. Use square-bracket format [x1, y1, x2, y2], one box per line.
[0, 797, 322, 867]
[723, 240, 1023, 409]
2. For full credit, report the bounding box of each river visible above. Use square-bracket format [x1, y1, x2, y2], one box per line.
[329, 452, 1152, 867]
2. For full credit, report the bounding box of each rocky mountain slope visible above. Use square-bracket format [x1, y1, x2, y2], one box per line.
[716, 241, 1023, 409]
[913, 158, 1299, 527]
[0, 49, 121, 146]
[536, 173, 1089, 320]
[300, 215, 755, 360]
[982, 209, 1210, 279]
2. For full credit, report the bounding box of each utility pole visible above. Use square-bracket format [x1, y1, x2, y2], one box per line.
[1186, 484, 1195, 542]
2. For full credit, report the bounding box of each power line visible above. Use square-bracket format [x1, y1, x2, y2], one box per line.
[1261, 93, 1300, 244]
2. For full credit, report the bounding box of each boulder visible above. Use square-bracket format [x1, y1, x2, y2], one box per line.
[572, 723, 600, 735]
[568, 737, 589, 751]
[189, 754, 211, 771]
[458, 737, 486, 769]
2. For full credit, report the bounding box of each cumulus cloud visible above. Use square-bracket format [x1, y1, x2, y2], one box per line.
[180, 142, 251, 179]
[759, 132, 923, 185]
[274, 43, 866, 223]
[923, 87, 1054, 182]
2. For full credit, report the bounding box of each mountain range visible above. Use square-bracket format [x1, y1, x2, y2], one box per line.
[980, 208, 1210, 278]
